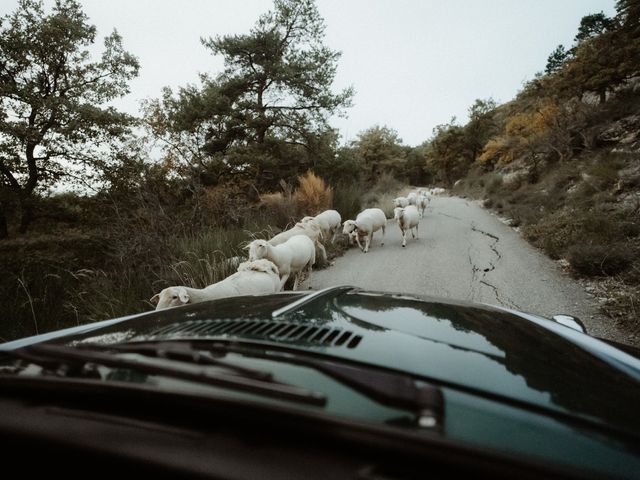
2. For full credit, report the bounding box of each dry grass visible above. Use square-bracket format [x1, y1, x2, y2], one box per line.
[294, 170, 333, 216]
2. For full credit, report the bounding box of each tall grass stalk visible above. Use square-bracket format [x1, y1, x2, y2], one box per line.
[17, 276, 38, 335]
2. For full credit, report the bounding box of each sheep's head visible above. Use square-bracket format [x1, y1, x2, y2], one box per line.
[394, 207, 405, 220]
[300, 216, 315, 223]
[393, 198, 404, 207]
[150, 286, 190, 310]
[342, 220, 357, 235]
[247, 239, 269, 261]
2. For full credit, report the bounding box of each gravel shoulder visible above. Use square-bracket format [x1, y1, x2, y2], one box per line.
[310, 196, 633, 346]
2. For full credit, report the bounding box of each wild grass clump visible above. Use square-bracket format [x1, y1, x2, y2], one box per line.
[294, 170, 333, 216]
[599, 276, 640, 336]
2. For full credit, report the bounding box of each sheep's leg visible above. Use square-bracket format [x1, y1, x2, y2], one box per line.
[279, 273, 290, 291]
[317, 242, 327, 264]
[292, 273, 299, 291]
[412, 226, 416, 238]
[380, 225, 385, 246]
[415, 224, 419, 239]
[305, 261, 313, 289]
[355, 232, 364, 251]
[402, 229, 407, 247]
[364, 233, 372, 253]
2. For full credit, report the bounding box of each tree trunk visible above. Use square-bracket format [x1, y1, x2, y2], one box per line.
[0, 208, 7, 239]
[18, 195, 33, 234]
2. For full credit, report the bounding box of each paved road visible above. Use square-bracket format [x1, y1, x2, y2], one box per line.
[310, 196, 628, 344]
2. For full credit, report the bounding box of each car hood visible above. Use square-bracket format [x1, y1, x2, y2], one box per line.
[5, 287, 640, 438]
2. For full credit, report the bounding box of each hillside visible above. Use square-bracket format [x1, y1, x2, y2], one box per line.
[441, 2, 640, 339]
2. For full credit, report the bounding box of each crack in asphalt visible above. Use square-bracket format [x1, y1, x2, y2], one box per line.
[467, 243, 481, 301]
[467, 222, 520, 310]
[479, 279, 521, 310]
[470, 223, 501, 274]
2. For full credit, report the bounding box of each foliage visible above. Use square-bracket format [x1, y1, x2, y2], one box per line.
[0, 0, 139, 235]
[352, 125, 406, 181]
[477, 99, 577, 176]
[425, 120, 469, 186]
[547, 5, 640, 103]
[144, 0, 353, 192]
[566, 243, 632, 276]
[545, 45, 570, 75]
[464, 98, 499, 162]
[332, 180, 364, 222]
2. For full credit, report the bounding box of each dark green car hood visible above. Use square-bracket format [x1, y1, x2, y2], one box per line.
[7, 287, 640, 439]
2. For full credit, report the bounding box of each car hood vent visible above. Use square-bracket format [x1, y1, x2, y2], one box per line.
[145, 319, 362, 349]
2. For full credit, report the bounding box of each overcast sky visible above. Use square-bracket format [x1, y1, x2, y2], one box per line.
[2, 0, 617, 147]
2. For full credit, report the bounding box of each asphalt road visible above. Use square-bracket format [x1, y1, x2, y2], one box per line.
[310, 195, 628, 344]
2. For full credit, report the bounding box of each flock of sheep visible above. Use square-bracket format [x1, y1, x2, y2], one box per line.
[150, 187, 444, 310]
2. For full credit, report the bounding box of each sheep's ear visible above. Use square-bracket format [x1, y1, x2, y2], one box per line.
[243, 243, 251, 250]
[150, 293, 160, 305]
[178, 287, 190, 304]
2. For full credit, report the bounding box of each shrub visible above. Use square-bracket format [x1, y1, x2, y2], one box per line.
[566, 244, 632, 276]
[255, 191, 299, 230]
[372, 171, 402, 195]
[587, 160, 620, 190]
[294, 170, 333, 215]
[522, 209, 631, 260]
[485, 174, 503, 194]
[333, 181, 363, 221]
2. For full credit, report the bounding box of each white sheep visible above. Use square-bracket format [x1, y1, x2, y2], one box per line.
[150, 259, 281, 310]
[406, 192, 418, 205]
[300, 209, 342, 243]
[415, 194, 428, 218]
[342, 207, 387, 253]
[394, 205, 420, 247]
[393, 197, 409, 208]
[247, 235, 316, 290]
[268, 220, 327, 264]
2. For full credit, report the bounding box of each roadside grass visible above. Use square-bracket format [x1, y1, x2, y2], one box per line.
[0, 174, 410, 342]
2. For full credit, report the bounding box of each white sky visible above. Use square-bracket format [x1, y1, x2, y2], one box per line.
[2, 0, 617, 147]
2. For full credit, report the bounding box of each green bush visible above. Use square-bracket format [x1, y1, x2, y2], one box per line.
[566, 244, 632, 276]
[485, 174, 503, 194]
[333, 181, 364, 221]
[522, 209, 619, 259]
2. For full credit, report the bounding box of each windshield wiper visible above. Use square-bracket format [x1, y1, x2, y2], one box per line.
[207, 343, 444, 430]
[2, 344, 326, 407]
[79, 342, 274, 381]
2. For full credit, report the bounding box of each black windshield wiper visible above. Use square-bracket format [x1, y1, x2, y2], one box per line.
[207, 343, 444, 430]
[79, 342, 274, 381]
[3, 344, 326, 407]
